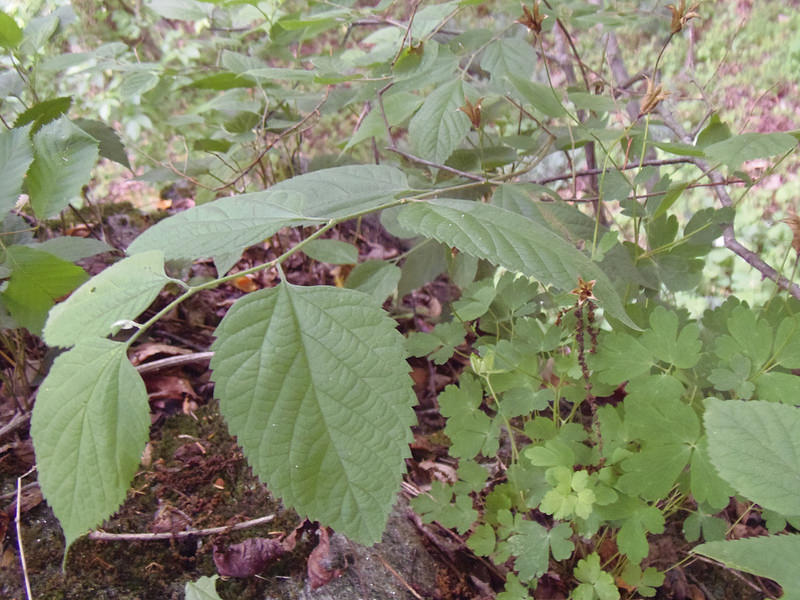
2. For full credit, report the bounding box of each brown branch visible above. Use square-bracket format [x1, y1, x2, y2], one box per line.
[87, 514, 276, 542]
[657, 105, 800, 301]
[134, 352, 214, 375]
[537, 157, 697, 185]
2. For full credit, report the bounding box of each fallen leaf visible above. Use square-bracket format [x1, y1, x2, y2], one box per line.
[232, 275, 258, 293]
[307, 527, 343, 590]
[130, 343, 191, 365]
[213, 537, 285, 577]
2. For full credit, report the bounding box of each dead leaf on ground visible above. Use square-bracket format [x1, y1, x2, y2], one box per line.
[3, 484, 43, 516]
[129, 343, 191, 365]
[307, 527, 343, 590]
[213, 537, 286, 577]
[145, 374, 198, 402]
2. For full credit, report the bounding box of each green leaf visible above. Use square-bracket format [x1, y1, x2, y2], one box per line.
[695, 114, 731, 149]
[481, 38, 535, 80]
[0, 11, 22, 49]
[411, 480, 478, 533]
[44, 251, 170, 348]
[129, 165, 409, 275]
[397, 199, 636, 329]
[146, 0, 210, 21]
[507, 520, 549, 582]
[497, 573, 532, 600]
[705, 399, 800, 517]
[438, 373, 498, 458]
[620, 564, 665, 598]
[344, 92, 423, 150]
[1, 245, 88, 334]
[408, 78, 471, 165]
[406, 321, 465, 365]
[690, 436, 735, 510]
[344, 260, 401, 302]
[590, 332, 653, 384]
[210, 283, 415, 544]
[755, 371, 800, 404]
[506, 75, 566, 118]
[27, 117, 99, 219]
[185, 576, 222, 600]
[616, 503, 665, 564]
[467, 523, 496, 556]
[30, 237, 113, 262]
[73, 118, 131, 170]
[0, 125, 34, 215]
[301, 239, 358, 264]
[693, 534, 800, 600]
[639, 306, 701, 369]
[704, 132, 797, 170]
[30, 339, 150, 550]
[709, 354, 754, 399]
[14, 97, 73, 132]
[573, 553, 620, 600]
[714, 305, 772, 367]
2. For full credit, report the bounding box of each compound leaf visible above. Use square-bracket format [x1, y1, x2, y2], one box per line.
[693, 534, 800, 600]
[44, 251, 170, 347]
[30, 339, 150, 551]
[397, 199, 636, 329]
[705, 399, 800, 517]
[210, 283, 415, 544]
[27, 117, 99, 219]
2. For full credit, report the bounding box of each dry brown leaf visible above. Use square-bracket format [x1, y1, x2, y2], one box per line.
[232, 275, 259, 293]
[307, 527, 343, 590]
[130, 343, 191, 365]
[213, 537, 286, 577]
[782, 212, 800, 253]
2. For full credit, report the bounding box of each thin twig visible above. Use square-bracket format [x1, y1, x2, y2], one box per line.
[0, 412, 31, 440]
[16, 466, 36, 600]
[536, 157, 696, 184]
[87, 514, 275, 542]
[134, 352, 214, 375]
[387, 147, 487, 182]
[374, 553, 424, 600]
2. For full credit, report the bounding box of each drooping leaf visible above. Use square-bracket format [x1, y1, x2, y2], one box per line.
[397, 199, 637, 329]
[301, 239, 358, 265]
[128, 165, 409, 276]
[14, 96, 73, 132]
[44, 251, 170, 347]
[29, 237, 113, 262]
[704, 132, 797, 170]
[704, 398, 800, 517]
[344, 260, 401, 302]
[1, 245, 88, 334]
[26, 117, 99, 219]
[693, 534, 800, 600]
[73, 118, 131, 169]
[0, 124, 34, 215]
[408, 78, 471, 165]
[30, 339, 150, 550]
[210, 283, 415, 544]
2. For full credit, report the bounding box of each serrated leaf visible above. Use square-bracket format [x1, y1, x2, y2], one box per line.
[467, 523, 496, 556]
[508, 520, 549, 582]
[1, 245, 88, 334]
[573, 553, 620, 600]
[408, 78, 471, 165]
[406, 321, 464, 364]
[704, 132, 797, 170]
[481, 38, 535, 80]
[506, 75, 566, 118]
[438, 374, 498, 458]
[693, 534, 800, 600]
[755, 371, 800, 404]
[0, 124, 33, 215]
[210, 283, 415, 544]
[44, 251, 169, 347]
[397, 199, 636, 329]
[14, 97, 73, 132]
[344, 260, 401, 302]
[73, 118, 131, 169]
[27, 117, 99, 219]
[301, 238, 358, 264]
[690, 436, 734, 510]
[31, 339, 150, 550]
[616, 504, 665, 564]
[411, 480, 477, 533]
[590, 332, 653, 384]
[128, 165, 409, 276]
[185, 576, 222, 600]
[705, 399, 800, 517]
[344, 92, 423, 151]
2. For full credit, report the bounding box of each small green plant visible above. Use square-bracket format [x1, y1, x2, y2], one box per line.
[2, 1, 800, 597]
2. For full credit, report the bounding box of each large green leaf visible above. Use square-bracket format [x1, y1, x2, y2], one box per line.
[0, 124, 33, 215]
[73, 118, 131, 169]
[397, 199, 636, 329]
[0, 11, 23, 49]
[127, 165, 409, 275]
[210, 283, 415, 544]
[1, 245, 88, 334]
[26, 117, 100, 219]
[704, 399, 800, 517]
[693, 535, 800, 600]
[31, 339, 150, 550]
[44, 251, 170, 348]
[408, 78, 471, 165]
